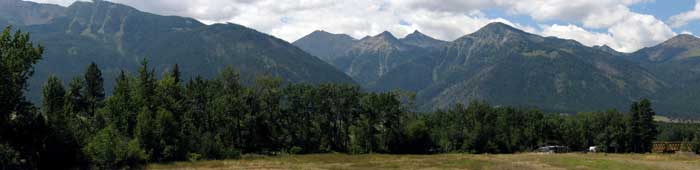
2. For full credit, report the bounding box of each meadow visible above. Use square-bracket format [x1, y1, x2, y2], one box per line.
[148, 153, 700, 170]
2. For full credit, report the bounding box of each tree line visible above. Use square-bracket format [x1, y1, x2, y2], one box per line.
[0, 26, 694, 170]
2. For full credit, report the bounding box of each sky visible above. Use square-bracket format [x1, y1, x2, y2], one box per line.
[27, 0, 700, 53]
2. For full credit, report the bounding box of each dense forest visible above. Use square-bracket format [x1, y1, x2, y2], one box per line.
[1, 27, 699, 169]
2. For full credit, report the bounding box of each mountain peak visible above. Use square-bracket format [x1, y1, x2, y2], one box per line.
[594, 44, 624, 55]
[310, 30, 331, 35]
[376, 31, 398, 40]
[401, 30, 447, 48]
[631, 34, 700, 62]
[410, 30, 425, 35]
[359, 31, 399, 44]
[297, 30, 356, 43]
[404, 30, 429, 39]
[468, 22, 529, 39]
[481, 22, 519, 32]
[662, 34, 700, 47]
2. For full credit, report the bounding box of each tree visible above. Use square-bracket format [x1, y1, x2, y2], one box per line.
[136, 58, 156, 111]
[172, 64, 181, 84]
[84, 125, 146, 169]
[0, 26, 43, 126]
[636, 99, 657, 153]
[151, 68, 186, 161]
[64, 77, 93, 146]
[0, 26, 44, 168]
[626, 99, 658, 153]
[43, 75, 66, 122]
[84, 62, 105, 117]
[250, 75, 284, 152]
[41, 75, 85, 169]
[214, 66, 244, 149]
[65, 77, 88, 117]
[104, 71, 137, 136]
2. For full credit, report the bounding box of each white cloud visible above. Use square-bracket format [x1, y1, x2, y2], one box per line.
[608, 13, 676, 52]
[540, 19, 675, 53]
[682, 30, 695, 35]
[541, 24, 618, 48]
[534, 3, 676, 52]
[25, 0, 678, 52]
[26, 0, 84, 6]
[669, 0, 700, 28]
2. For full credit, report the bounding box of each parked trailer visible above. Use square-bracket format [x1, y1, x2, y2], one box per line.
[652, 142, 692, 153]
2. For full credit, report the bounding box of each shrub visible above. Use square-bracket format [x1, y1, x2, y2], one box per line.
[0, 143, 19, 169]
[84, 125, 147, 169]
[187, 153, 203, 162]
[289, 146, 303, 155]
[222, 147, 241, 159]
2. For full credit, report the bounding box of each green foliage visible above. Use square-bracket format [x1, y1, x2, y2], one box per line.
[0, 26, 689, 170]
[0, 143, 19, 169]
[42, 75, 65, 119]
[84, 125, 146, 169]
[289, 146, 303, 155]
[187, 153, 202, 162]
[84, 62, 105, 117]
[104, 71, 137, 136]
[0, 26, 45, 168]
[628, 99, 658, 153]
[0, 26, 43, 123]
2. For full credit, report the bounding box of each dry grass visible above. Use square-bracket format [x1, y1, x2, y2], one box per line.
[148, 153, 700, 170]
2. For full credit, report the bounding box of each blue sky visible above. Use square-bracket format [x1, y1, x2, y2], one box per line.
[632, 0, 699, 33]
[28, 0, 700, 52]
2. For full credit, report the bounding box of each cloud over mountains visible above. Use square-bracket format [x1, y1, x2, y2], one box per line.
[27, 0, 695, 52]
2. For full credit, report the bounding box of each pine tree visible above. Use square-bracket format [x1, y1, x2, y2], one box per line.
[41, 75, 84, 169]
[84, 62, 105, 117]
[64, 77, 92, 145]
[42, 75, 66, 122]
[627, 99, 657, 153]
[104, 71, 136, 136]
[65, 77, 87, 118]
[216, 66, 243, 148]
[172, 64, 181, 84]
[134, 58, 160, 161]
[637, 99, 657, 153]
[137, 58, 156, 111]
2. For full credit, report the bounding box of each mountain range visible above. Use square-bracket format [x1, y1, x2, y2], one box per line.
[294, 23, 700, 116]
[3, 0, 700, 116]
[0, 0, 355, 102]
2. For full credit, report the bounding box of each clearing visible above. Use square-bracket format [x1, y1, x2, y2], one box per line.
[148, 153, 700, 170]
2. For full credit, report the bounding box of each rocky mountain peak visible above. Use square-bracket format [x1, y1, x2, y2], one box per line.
[375, 31, 399, 41]
[661, 34, 700, 48]
[401, 30, 446, 49]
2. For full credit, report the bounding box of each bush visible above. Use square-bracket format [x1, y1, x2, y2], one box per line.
[187, 153, 203, 162]
[0, 143, 19, 169]
[222, 147, 241, 159]
[84, 125, 147, 169]
[289, 146, 303, 155]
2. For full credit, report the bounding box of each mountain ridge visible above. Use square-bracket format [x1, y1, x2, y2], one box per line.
[1, 0, 356, 102]
[293, 21, 691, 115]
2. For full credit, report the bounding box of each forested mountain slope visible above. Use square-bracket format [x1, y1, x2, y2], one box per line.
[0, 0, 355, 101]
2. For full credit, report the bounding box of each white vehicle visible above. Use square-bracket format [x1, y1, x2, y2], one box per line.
[588, 146, 598, 153]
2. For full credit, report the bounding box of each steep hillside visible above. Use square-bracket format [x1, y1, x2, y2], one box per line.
[292, 30, 357, 63]
[0, 0, 355, 101]
[400, 30, 447, 49]
[630, 34, 700, 115]
[419, 23, 666, 112]
[294, 30, 444, 91]
[293, 22, 672, 113]
[0, 0, 66, 26]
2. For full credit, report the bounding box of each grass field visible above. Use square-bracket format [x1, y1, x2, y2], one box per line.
[148, 153, 700, 170]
